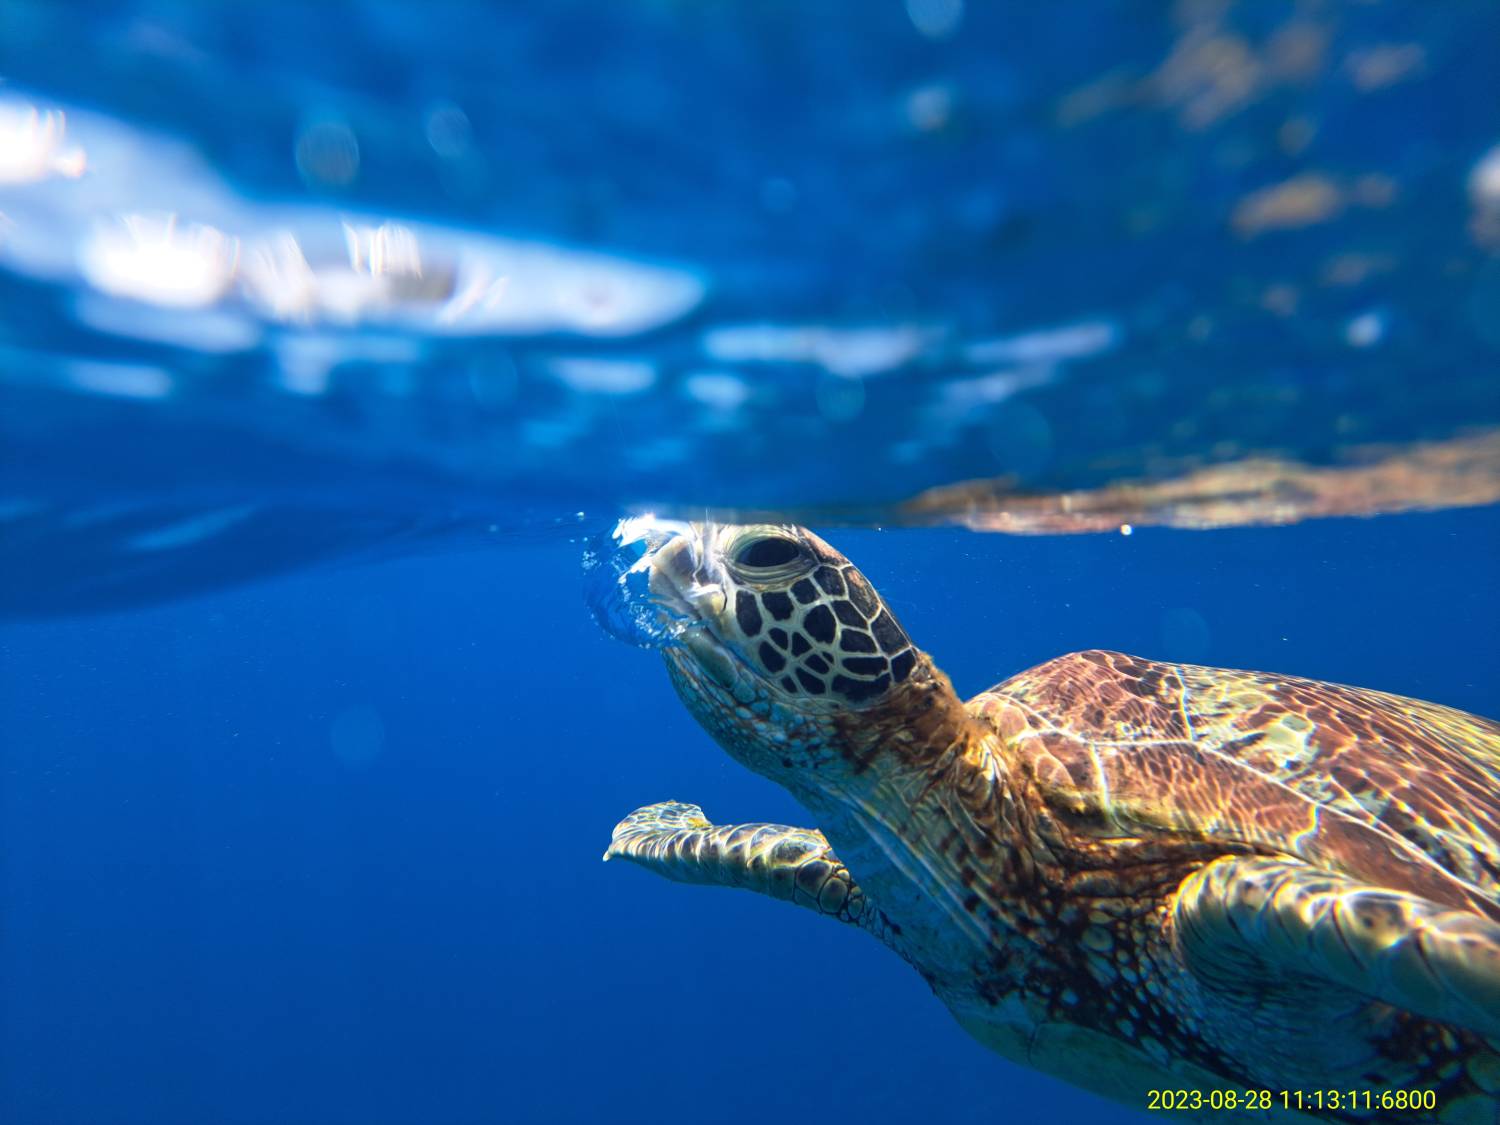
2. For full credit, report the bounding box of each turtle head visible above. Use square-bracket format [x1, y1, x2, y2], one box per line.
[609, 518, 938, 790]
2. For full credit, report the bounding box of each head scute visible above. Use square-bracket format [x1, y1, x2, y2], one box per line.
[709, 526, 919, 706]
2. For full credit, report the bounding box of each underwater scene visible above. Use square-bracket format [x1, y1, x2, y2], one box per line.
[3, 1, 1500, 1122]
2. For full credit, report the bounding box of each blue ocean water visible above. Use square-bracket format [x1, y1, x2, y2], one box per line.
[3, 1, 1500, 1122]
[3, 512, 1498, 1124]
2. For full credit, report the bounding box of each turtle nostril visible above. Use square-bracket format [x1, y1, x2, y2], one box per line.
[665, 539, 698, 581]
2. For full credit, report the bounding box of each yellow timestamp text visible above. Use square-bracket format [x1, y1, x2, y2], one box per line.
[1146, 1088, 1438, 1113]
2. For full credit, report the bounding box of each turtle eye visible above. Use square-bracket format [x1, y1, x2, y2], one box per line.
[733, 535, 801, 569]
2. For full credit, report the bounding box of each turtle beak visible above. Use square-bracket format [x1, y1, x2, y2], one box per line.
[651, 534, 762, 700]
[605, 515, 727, 631]
[629, 525, 747, 697]
[646, 534, 727, 624]
[588, 515, 718, 650]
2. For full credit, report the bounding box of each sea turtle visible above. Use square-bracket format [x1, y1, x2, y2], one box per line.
[601, 520, 1500, 1121]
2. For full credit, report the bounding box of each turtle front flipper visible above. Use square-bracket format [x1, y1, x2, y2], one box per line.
[605, 801, 876, 930]
[1174, 855, 1500, 1038]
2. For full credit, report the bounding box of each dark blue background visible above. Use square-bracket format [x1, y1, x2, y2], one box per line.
[3, 509, 1497, 1124]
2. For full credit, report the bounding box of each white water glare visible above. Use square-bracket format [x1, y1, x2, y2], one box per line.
[0, 91, 707, 345]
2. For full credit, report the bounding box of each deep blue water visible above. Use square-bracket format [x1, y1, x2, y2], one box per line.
[4, 509, 1498, 1124]
[4, 1, 1500, 1122]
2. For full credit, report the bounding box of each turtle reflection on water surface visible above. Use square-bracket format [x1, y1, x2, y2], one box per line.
[602, 521, 1500, 1122]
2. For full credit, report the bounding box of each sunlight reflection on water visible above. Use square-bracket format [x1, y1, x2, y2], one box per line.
[0, 92, 707, 344]
[3, 0, 1500, 621]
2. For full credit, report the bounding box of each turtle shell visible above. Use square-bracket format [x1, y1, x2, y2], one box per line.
[970, 650, 1500, 919]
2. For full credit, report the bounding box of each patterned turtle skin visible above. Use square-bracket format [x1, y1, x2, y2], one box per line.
[603, 521, 1500, 1122]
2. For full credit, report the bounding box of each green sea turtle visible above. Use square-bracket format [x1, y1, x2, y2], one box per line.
[601, 520, 1500, 1121]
